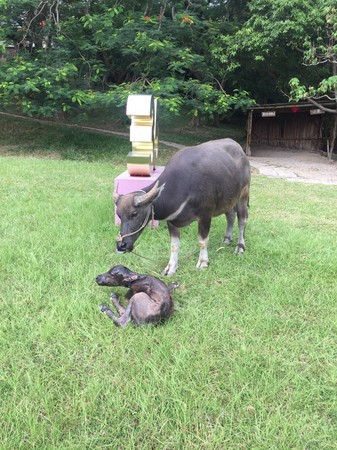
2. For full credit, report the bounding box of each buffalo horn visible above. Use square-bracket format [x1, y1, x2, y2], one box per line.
[112, 184, 119, 203]
[134, 181, 161, 207]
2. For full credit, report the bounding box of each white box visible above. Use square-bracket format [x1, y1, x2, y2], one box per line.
[130, 125, 153, 142]
[126, 95, 153, 117]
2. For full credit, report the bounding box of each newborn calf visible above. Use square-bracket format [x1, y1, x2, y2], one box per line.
[96, 265, 177, 328]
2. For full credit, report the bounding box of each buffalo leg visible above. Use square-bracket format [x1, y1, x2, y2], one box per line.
[235, 187, 249, 254]
[224, 208, 236, 244]
[196, 216, 211, 269]
[162, 222, 180, 276]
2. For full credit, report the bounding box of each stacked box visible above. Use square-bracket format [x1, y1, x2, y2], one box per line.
[126, 95, 158, 176]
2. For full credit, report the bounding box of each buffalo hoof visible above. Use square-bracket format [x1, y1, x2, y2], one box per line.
[162, 264, 177, 277]
[100, 304, 108, 312]
[234, 244, 245, 255]
[223, 237, 232, 245]
[196, 260, 209, 269]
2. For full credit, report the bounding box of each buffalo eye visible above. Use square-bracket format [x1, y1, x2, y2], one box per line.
[130, 210, 138, 218]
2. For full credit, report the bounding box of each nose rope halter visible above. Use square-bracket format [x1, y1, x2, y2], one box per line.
[116, 204, 155, 243]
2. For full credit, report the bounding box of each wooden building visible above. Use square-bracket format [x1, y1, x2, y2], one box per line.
[245, 102, 334, 156]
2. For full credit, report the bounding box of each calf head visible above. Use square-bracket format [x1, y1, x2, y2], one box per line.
[96, 265, 140, 287]
[113, 181, 163, 253]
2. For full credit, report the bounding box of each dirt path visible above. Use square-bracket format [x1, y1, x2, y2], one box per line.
[249, 145, 337, 185]
[158, 140, 337, 186]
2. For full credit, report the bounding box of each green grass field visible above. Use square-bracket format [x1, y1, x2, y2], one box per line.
[1, 117, 337, 449]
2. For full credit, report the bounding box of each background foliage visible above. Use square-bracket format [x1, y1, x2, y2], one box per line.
[0, 0, 336, 124]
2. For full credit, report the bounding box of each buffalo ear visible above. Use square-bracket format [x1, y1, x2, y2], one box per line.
[134, 181, 164, 207]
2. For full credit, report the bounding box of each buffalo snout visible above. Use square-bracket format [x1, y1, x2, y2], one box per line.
[116, 240, 133, 253]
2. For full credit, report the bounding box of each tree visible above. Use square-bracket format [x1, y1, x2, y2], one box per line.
[0, 0, 255, 122]
[213, 0, 337, 156]
[289, 3, 337, 159]
[212, 0, 323, 100]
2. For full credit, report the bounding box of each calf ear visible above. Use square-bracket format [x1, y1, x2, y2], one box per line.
[134, 181, 164, 206]
[126, 274, 139, 282]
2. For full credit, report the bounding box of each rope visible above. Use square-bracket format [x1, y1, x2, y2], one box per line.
[130, 247, 198, 265]
[116, 195, 197, 267]
[116, 205, 154, 242]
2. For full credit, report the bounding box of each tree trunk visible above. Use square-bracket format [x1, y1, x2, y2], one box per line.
[213, 112, 220, 127]
[329, 61, 337, 160]
[190, 112, 201, 127]
[329, 115, 337, 160]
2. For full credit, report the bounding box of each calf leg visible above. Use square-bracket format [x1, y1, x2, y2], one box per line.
[110, 293, 125, 315]
[100, 301, 133, 328]
[235, 187, 249, 254]
[224, 208, 236, 245]
[100, 304, 118, 321]
[196, 216, 211, 269]
[162, 222, 180, 276]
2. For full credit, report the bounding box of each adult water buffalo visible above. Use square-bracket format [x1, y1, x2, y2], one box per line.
[114, 138, 251, 276]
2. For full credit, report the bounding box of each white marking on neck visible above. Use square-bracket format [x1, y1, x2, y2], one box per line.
[163, 199, 188, 221]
